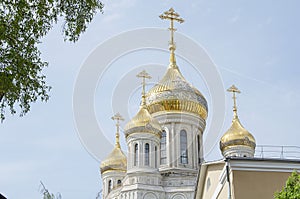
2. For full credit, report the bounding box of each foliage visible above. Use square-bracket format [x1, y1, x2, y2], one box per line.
[0, 0, 104, 121]
[40, 181, 61, 199]
[274, 171, 300, 199]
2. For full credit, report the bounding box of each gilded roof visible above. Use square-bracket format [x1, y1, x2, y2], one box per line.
[220, 117, 256, 152]
[100, 145, 127, 174]
[146, 65, 208, 119]
[100, 113, 127, 174]
[124, 106, 162, 136]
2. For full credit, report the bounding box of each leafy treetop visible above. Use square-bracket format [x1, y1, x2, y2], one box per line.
[0, 0, 104, 121]
[274, 170, 300, 199]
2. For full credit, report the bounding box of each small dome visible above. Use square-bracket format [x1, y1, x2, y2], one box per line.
[146, 65, 208, 120]
[220, 85, 256, 158]
[220, 117, 256, 157]
[100, 145, 127, 174]
[124, 106, 161, 136]
[100, 113, 127, 174]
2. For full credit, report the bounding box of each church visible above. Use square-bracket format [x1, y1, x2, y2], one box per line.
[99, 8, 300, 199]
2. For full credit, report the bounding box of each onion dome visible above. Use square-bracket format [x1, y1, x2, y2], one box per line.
[220, 117, 256, 157]
[146, 64, 208, 119]
[146, 8, 208, 120]
[220, 85, 256, 158]
[124, 70, 162, 137]
[100, 113, 127, 174]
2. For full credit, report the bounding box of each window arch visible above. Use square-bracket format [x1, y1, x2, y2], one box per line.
[145, 143, 150, 166]
[108, 180, 112, 193]
[144, 192, 158, 199]
[117, 179, 122, 186]
[180, 130, 188, 164]
[134, 143, 138, 166]
[160, 130, 167, 165]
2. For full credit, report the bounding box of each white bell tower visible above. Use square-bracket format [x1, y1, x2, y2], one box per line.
[120, 70, 164, 199]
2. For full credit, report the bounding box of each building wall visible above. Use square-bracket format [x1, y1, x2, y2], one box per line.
[201, 163, 225, 199]
[217, 182, 229, 199]
[232, 170, 290, 199]
[194, 160, 300, 199]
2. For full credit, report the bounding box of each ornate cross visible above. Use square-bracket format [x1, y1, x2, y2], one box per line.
[159, 8, 184, 46]
[227, 85, 241, 118]
[159, 8, 184, 66]
[137, 70, 151, 106]
[111, 113, 124, 147]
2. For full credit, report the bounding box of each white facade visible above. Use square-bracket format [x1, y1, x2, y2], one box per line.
[100, 8, 209, 199]
[101, 90, 207, 199]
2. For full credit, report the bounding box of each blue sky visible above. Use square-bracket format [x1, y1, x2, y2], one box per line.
[1, 0, 300, 198]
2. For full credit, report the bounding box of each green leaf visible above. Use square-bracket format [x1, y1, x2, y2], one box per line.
[274, 171, 300, 199]
[0, 0, 104, 121]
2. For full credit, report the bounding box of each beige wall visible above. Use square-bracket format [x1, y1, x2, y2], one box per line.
[195, 160, 298, 199]
[201, 163, 224, 199]
[232, 170, 290, 199]
[217, 182, 229, 199]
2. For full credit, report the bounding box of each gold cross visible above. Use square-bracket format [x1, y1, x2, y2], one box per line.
[137, 70, 151, 106]
[111, 113, 124, 148]
[227, 85, 241, 118]
[159, 8, 184, 66]
[159, 8, 184, 46]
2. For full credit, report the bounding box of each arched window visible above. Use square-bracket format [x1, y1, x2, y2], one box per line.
[108, 180, 112, 193]
[155, 146, 158, 168]
[180, 130, 188, 164]
[117, 180, 121, 186]
[160, 130, 167, 165]
[145, 143, 150, 166]
[134, 143, 138, 166]
[197, 135, 201, 164]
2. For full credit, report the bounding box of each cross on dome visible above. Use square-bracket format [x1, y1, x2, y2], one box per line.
[159, 8, 184, 67]
[136, 70, 151, 107]
[227, 85, 241, 119]
[111, 113, 124, 148]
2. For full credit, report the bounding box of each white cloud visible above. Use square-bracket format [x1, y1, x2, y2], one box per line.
[101, 0, 137, 24]
[102, 13, 122, 24]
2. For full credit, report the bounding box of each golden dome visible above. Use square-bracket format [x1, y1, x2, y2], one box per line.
[100, 114, 127, 174]
[146, 65, 208, 119]
[124, 106, 162, 136]
[125, 70, 162, 136]
[220, 117, 256, 152]
[100, 144, 127, 174]
[146, 8, 207, 119]
[219, 85, 256, 156]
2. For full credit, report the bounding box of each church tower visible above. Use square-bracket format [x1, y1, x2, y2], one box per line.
[121, 70, 164, 198]
[145, 8, 208, 198]
[100, 113, 127, 199]
[220, 85, 256, 158]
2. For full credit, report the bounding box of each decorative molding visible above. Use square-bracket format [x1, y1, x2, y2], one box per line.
[229, 158, 300, 173]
